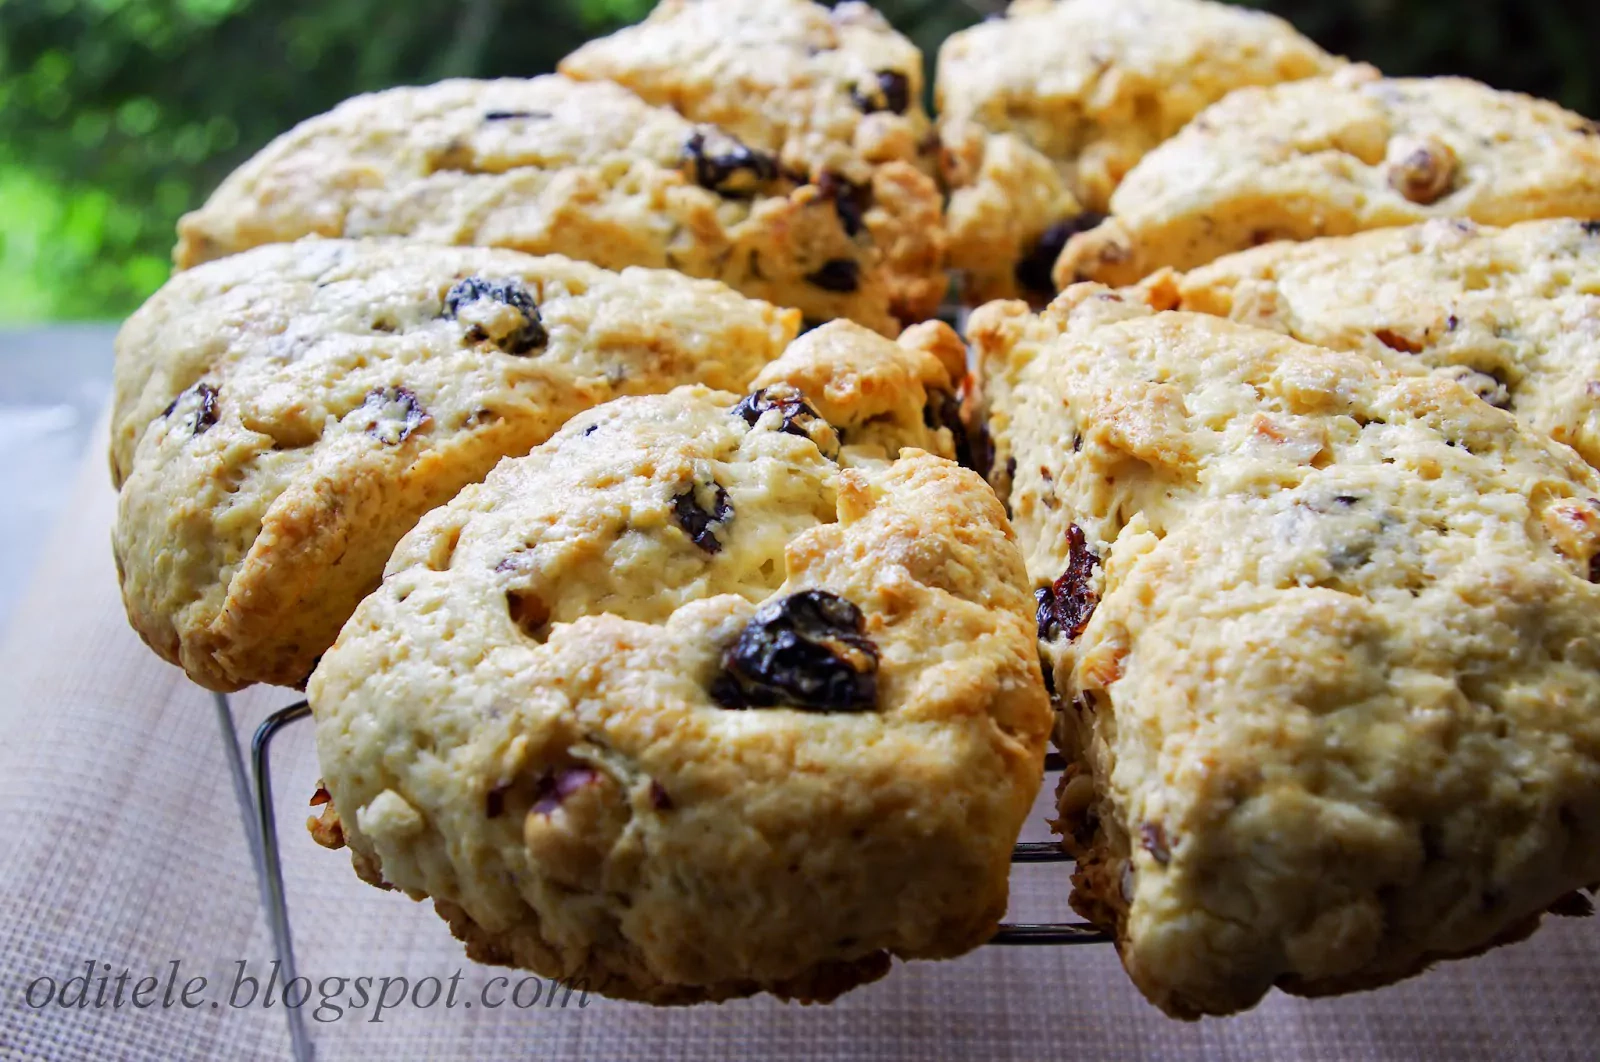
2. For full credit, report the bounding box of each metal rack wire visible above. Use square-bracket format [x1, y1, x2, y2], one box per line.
[214, 696, 1108, 1060]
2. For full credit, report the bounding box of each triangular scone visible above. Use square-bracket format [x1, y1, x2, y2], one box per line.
[111, 239, 798, 691]
[1124, 217, 1600, 469]
[560, 0, 945, 328]
[971, 288, 1600, 1017]
[307, 321, 1050, 1003]
[174, 74, 928, 334]
[935, 0, 1337, 303]
[1054, 66, 1600, 289]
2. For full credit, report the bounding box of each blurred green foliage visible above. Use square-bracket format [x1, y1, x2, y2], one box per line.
[1, 0, 1595, 321]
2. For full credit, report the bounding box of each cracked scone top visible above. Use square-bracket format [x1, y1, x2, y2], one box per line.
[1128, 217, 1600, 470]
[111, 239, 798, 691]
[561, 0, 946, 325]
[935, 0, 1337, 303]
[306, 321, 1051, 1003]
[173, 74, 935, 334]
[970, 289, 1600, 1017]
[1053, 65, 1600, 288]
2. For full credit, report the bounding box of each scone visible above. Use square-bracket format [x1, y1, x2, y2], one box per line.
[306, 321, 1050, 1003]
[936, 0, 1337, 303]
[173, 75, 923, 334]
[1054, 65, 1600, 288]
[1129, 217, 1600, 469]
[971, 288, 1600, 1017]
[111, 239, 798, 691]
[561, 0, 946, 324]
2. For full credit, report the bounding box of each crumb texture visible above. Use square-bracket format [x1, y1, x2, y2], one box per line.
[177, 68, 942, 332]
[936, 0, 1337, 302]
[1135, 217, 1600, 471]
[1054, 68, 1600, 288]
[111, 239, 797, 690]
[309, 322, 1050, 1002]
[971, 288, 1600, 1016]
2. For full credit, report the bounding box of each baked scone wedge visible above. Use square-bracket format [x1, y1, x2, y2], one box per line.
[936, 0, 1338, 303]
[971, 288, 1600, 1017]
[1128, 217, 1600, 469]
[111, 239, 798, 691]
[561, 0, 947, 324]
[306, 321, 1050, 1003]
[174, 75, 918, 334]
[1054, 65, 1600, 288]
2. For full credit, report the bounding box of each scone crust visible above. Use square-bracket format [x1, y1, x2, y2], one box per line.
[111, 239, 797, 690]
[1131, 217, 1600, 470]
[564, 0, 932, 185]
[308, 323, 1050, 1002]
[561, 0, 946, 324]
[972, 290, 1600, 1017]
[936, 0, 1336, 303]
[1054, 67, 1600, 288]
[175, 75, 918, 334]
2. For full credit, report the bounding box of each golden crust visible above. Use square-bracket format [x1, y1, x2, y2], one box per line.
[561, 0, 947, 324]
[111, 239, 797, 690]
[563, 0, 933, 186]
[307, 324, 1051, 1002]
[174, 75, 929, 333]
[1054, 67, 1600, 288]
[1125, 217, 1600, 471]
[973, 289, 1600, 1017]
[936, 0, 1337, 303]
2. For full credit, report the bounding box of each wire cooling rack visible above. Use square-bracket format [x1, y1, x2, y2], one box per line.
[206, 691, 1109, 1062]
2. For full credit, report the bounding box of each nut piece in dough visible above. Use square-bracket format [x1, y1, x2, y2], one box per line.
[1053, 67, 1600, 288]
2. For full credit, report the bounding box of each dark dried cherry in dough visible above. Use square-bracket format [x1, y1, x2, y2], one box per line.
[672, 480, 733, 554]
[1036, 523, 1099, 642]
[1015, 213, 1106, 297]
[163, 381, 220, 436]
[683, 129, 778, 198]
[852, 70, 910, 115]
[922, 390, 973, 469]
[444, 276, 548, 354]
[805, 258, 860, 293]
[360, 386, 430, 445]
[818, 171, 870, 237]
[732, 387, 835, 457]
[711, 590, 879, 711]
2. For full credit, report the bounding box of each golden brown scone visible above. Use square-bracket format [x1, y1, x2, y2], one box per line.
[936, 0, 1337, 303]
[173, 75, 918, 334]
[1128, 217, 1600, 469]
[561, 0, 947, 324]
[971, 288, 1600, 1017]
[307, 321, 1050, 1003]
[1054, 66, 1600, 288]
[561, 0, 931, 183]
[110, 239, 798, 691]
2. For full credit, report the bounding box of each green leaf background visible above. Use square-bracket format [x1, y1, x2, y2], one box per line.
[1, 0, 1594, 321]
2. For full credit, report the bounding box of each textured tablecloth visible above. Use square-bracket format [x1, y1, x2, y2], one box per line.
[2, 415, 1597, 1061]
